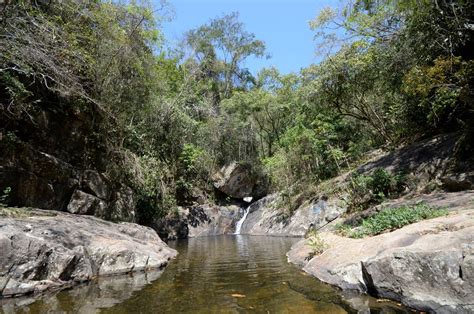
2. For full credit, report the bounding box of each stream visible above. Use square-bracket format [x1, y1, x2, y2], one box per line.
[4, 236, 408, 313]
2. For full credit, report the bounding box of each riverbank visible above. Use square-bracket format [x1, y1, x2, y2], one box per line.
[0, 209, 177, 298]
[287, 199, 474, 313]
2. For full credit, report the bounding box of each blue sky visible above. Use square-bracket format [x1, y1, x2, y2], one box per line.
[159, 0, 339, 74]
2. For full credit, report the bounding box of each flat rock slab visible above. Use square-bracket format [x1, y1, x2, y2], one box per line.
[0, 211, 177, 298]
[288, 209, 474, 313]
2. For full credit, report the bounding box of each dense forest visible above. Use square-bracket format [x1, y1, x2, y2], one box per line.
[1, 0, 473, 226]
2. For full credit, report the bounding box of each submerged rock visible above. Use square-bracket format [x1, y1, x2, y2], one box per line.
[0, 211, 177, 298]
[287, 209, 474, 313]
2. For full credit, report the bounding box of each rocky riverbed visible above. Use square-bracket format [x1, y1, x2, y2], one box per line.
[0, 209, 177, 298]
[287, 205, 474, 313]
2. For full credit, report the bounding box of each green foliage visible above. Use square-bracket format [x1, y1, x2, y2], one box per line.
[306, 228, 328, 256]
[335, 203, 449, 238]
[180, 144, 205, 174]
[402, 57, 474, 129]
[1, 0, 471, 225]
[348, 168, 405, 212]
[134, 155, 177, 223]
[0, 187, 12, 207]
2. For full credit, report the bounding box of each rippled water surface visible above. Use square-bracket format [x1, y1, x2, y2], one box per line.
[5, 235, 408, 313]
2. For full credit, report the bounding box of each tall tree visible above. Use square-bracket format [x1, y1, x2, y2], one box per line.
[184, 12, 267, 99]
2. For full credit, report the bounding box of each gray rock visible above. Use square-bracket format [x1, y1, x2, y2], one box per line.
[212, 162, 255, 199]
[67, 190, 106, 215]
[82, 170, 110, 200]
[152, 204, 240, 240]
[0, 211, 177, 298]
[186, 204, 239, 237]
[108, 185, 135, 222]
[441, 172, 474, 192]
[240, 194, 346, 236]
[153, 209, 189, 241]
[288, 209, 474, 313]
[362, 249, 473, 313]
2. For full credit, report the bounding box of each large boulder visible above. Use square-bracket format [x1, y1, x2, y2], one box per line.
[0, 210, 177, 298]
[67, 190, 107, 215]
[212, 162, 256, 199]
[239, 194, 346, 236]
[108, 185, 136, 222]
[81, 170, 110, 200]
[152, 208, 189, 241]
[151, 204, 241, 241]
[288, 209, 474, 313]
[186, 204, 239, 237]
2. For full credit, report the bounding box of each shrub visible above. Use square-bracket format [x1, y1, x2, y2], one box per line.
[306, 228, 328, 255]
[0, 187, 11, 208]
[348, 168, 406, 212]
[336, 203, 448, 238]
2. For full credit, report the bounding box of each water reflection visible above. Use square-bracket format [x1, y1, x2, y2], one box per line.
[9, 236, 409, 313]
[1, 271, 164, 314]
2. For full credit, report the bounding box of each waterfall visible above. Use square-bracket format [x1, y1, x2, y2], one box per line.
[234, 207, 250, 235]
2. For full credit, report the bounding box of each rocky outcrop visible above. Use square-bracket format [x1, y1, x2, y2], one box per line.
[67, 190, 107, 215]
[0, 210, 177, 298]
[212, 162, 256, 199]
[187, 204, 239, 237]
[356, 133, 474, 193]
[239, 194, 346, 236]
[153, 204, 241, 240]
[0, 142, 136, 222]
[212, 162, 268, 199]
[288, 209, 474, 313]
[153, 209, 189, 241]
[0, 100, 137, 223]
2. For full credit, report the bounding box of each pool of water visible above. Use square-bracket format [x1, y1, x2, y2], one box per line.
[4, 235, 408, 313]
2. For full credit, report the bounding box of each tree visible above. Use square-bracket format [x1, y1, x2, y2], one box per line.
[184, 12, 267, 99]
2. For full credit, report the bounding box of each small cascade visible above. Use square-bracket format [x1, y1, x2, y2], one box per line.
[234, 207, 250, 234]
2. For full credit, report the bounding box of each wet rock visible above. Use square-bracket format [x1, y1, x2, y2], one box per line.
[153, 209, 189, 241]
[152, 204, 241, 240]
[0, 211, 177, 298]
